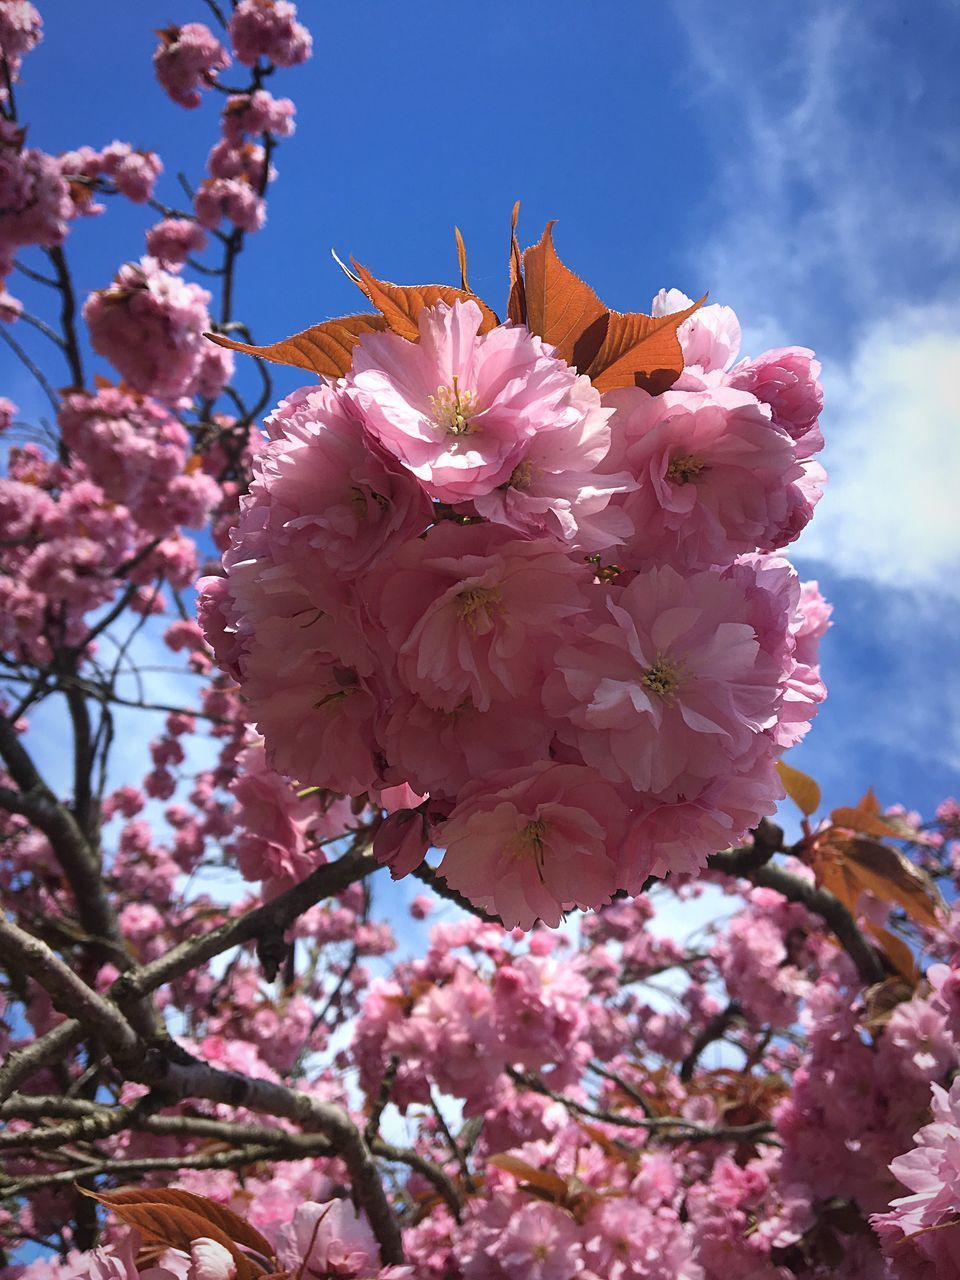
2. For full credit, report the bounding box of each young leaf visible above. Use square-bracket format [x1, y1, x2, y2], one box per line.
[507, 201, 526, 325]
[87, 1187, 275, 1264]
[863, 925, 918, 984]
[776, 761, 821, 816]
[586, 296, 706, 393]
[521, 222, 607, 365]
[486, 1154, 569, 1201]
[205, 314, 386, 377]
[78, 1189, 262, 1280]
[351, 261, 499, 341]
[862, 976, 916, 1027]
[842, 836, 943, 928]
[830, 791, 910, 840]
[454, 226, 470, 293]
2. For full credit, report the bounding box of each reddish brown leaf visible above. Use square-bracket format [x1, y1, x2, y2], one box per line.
[205, 313, 386, 378]
[587, 295, 706, 393]
[507, 201, 527, 326]
[777, 761, 821, 817]
[454, 226, 470, 293]
[810, 832, 942, 933]
[843, 837, 943, 928]
[864, 925, 917, 985]
[487, 1154, 569, 1201]
[831, 790, 910, 840]
[521, 222, 607, 365]
[830, 806, 903, 839]
[79, 1189, 262, 1280]
[81, 1187, 274, 1276]
[351, 261, 499, 341]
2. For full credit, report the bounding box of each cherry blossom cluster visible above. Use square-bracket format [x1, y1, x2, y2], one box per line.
[201, 294, 828, 927]
[8, 849, 959, 1280]
[0, 441, 203, 664]
[872, 1077, 960, 1276]
[83, 258, 233, 401]
[5, 4, 960, 1278]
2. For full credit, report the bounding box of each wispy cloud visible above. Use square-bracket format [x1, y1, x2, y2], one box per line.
[671, 0, 960, 354]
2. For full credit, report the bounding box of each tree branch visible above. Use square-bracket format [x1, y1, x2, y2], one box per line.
[111, 840, 378, 1010]
[0, 921, 138, 1060]
[0, 1019, 82, 1103]
[131, 1047, 404, 1266]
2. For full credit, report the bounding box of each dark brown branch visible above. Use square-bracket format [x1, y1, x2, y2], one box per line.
[0, 324, 59, 411]
[0, 1019, 82, 1103]
[369, 1137, 463, 1222]
[131, 1048, 404, 1265]
[46, 246, 84, 387]
[508, 1068, 777, 1144]
[587, 1060, 654, 1117]
[111, 840, 377, 1009]
[0, 1145, 334, 1197]
[0, 921, 137, 1060]
[680, 1000, 743, 1082]
[0, 719, 119, 953]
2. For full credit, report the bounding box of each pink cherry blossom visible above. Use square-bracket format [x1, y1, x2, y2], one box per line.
[154, 23, 231, 109]
[369, 521, 591, 713]
[222, 90, 296, 141]
[652, 286, 741, 376]
[601, 384, 804, 567]
[727, 345, 824, 454]
[259, 381, 433, 576]
[83, 258, 231, 401]
[146, 218, 209, 267]
[229, 0, 312, 67]
[436, 762, 627, 928]
[872, 1077, 960, 1277]
[544, 563, 783, 799]
[348, 299, 605, 501]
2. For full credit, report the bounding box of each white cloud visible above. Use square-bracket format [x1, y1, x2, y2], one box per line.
[671, 0, 959, 350]
[796, 304, 960, 588]
[669, 0, 960, 595]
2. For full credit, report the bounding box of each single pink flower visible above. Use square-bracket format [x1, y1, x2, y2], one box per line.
[436, 762, 626, 928]
[259, 380, 433, 576]
[601, 384, 803, 568]
[348, 299, 602, 501]
[544, 563, 783, 799]
[368, 521, 591, 712]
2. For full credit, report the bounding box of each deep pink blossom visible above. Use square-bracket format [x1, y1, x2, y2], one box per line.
[154, 23, 231, 108]
[544, 563, 783, 799]
[369, 521, 591, 713]
[83, 258, 231, 400]
[229, 0, 312, 67]
[146, 219, 208, 268]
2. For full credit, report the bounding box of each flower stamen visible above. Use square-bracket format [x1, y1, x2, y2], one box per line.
[429, 375, 479, 435]
[666, 454, 705, 484]
[456, 585, 504, 631]
[642, 656, 680, 698]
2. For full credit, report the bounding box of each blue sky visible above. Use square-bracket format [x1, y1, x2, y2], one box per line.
[6, 0, 960, 828]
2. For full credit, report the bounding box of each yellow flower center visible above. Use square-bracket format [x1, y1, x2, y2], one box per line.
[455, 585, 503, 631]
[642, 657, 680, 698]
[507, 819, 546, 865]
[429, 375, 479, 435]
[666, 454, 705, 484]
[507, 458, 534, 491]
